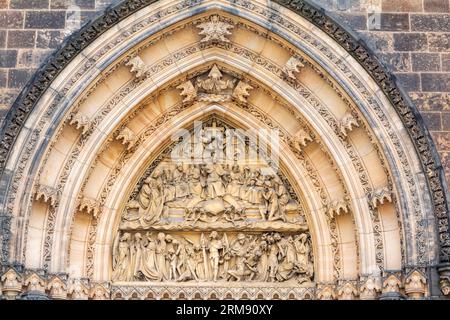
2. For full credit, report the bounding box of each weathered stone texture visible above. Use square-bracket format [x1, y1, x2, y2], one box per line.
[0, 0, 449, 187]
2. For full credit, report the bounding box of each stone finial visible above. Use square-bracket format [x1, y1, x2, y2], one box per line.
[116, 127, 138, 151]
[326, 199, 349, 218]
[90, 282, 110, 300]
[197, 15, 234, 43]
[68, 279, 89, 300]
[368, 186, 393, 209]
[405, 270, 427, 299]
[340, 113, 359, 137]
[359, 276, 381, 300]
[69, 112, 90, 135]
[1, 268, 22, 299]
[176, 80, 197, 103]
[47, 276, 68, 300]
[337, 282, 358, 300]
[283, 56, 305, 79]
[125, 56, 149, 79]
[316, 285, 335, 300]
[78, 197, 101, 218]
[34, 184, 58, 207]
[232, 80, 253, 103]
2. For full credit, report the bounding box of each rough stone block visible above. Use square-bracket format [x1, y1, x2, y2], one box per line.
[424, 0, 450, 12]
[0, 0, 7, 8]
[382, 0, 423, 12]
[7, 68, 34, 88]
[0, 69, 6, 88]
[443, 54, 450, 72]
[421, 73, 450, 92]
[51, 0, 95, 9]
[411, 14, 450, 31]
[395, 73, 421, 92]
[432, 132, 450, 150]
[335, 13, 367, 30]
[36, 30, 65, 49]
[0, 50, 17, 68]
[379, 52, 411, 72]
[443, 112, 450, 130]
[17, 49, 52, 68]
[0, 31, 6, 48]
[10, 0, 49, 9]
[379, 13, 410, 31]
[411, 53, 441, 71]
[0, 89, 19, 105]
[0, 11, 25, 29]
[25, 11, 66, 29]
[394, 33, 428, 51]
[410, 92, 450, 111]
[7, 30, 36, 48]
[360, 32, 394, 52]
[428, 34, 450, 52]
[421, 112, 442, 131]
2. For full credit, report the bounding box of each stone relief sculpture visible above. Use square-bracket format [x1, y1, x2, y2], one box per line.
[112, 230, 313, 284]
[113, 118, 314, 285]
[197, 15, 234, 43]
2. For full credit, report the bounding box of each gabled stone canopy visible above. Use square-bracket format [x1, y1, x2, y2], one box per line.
[0, 0, 448, 300]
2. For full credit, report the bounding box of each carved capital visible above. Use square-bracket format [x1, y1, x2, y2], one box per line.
[359, 276, 381, 300]
[68, 278, 89, 300]
[337, 282, 358, 300]
[47, 276, 68, 300]
[316, 285, 335, 300]
[90, 282, 110, 300]
[380, 273, 404, 300]
[23, 272, 46, 295]
[404, 270, 427, 299]
[1, 268, 22, 299]
[438, 263, 450, 296]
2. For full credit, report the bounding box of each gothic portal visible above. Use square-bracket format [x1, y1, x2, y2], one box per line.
[0, 0, 449, 300]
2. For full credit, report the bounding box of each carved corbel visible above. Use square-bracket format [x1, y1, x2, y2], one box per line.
[78, 197, 101, 219]
[116, 127, 138, 151]
[340, 113, 359, 137]
[69, 112, 90, 135]
[368, 186, 392, 209]
[68, 278, 89, 300]
[316, 285, 336, 300]
[337, 282, 358, 300]
[197, 15, 234, 43]
[282, 56, 305, 79]
[47, 275, 68, 300]
[326, 199, 349, 219]
[90, 282, 110, 300]
[34, 183, 58, 207]
[404, 270, 427, 299]
[125, 56, 149, 79]
[1, 268, 22, 299]
[232, 80, 253, 103]
[359, 276, 381, 300]
[176, 80, 197, 103]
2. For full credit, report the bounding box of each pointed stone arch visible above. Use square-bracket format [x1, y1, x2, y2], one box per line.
[0, 0, 448, 299]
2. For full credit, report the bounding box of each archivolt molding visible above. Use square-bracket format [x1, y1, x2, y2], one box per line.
[0, 0, 448, 299]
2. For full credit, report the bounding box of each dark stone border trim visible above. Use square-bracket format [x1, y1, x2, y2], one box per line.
[0, 0, 448, 264]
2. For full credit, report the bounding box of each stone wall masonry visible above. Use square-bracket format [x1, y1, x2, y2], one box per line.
[0, 0, 449, 184]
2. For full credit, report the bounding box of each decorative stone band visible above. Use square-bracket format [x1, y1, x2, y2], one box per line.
[0, 267, 435, 299]
[0, 0, 447, 269]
